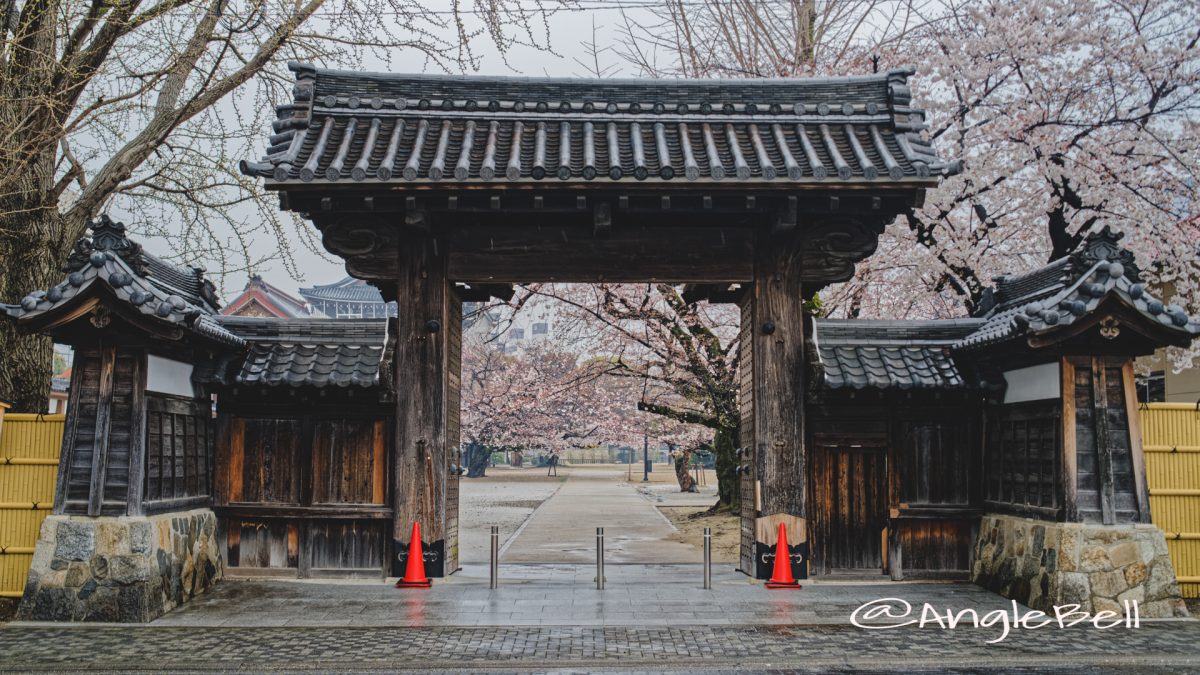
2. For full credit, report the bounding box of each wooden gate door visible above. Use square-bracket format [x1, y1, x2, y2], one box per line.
[216, 414, 392, 578]
[810, 436, 888, 574]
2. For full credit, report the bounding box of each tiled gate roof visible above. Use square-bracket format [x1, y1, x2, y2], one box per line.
[240, 63, 961, 187]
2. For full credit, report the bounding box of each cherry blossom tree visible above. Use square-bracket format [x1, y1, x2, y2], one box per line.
[513, 284, 740, 505]
[622, 0, 1200, 371]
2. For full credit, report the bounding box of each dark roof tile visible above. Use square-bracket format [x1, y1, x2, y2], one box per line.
[211, 316, 388, 388]
[241, 64, 961, 186]
[813, 319, 982, 390]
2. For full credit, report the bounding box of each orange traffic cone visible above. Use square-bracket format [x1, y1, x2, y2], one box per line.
[395, 522, 432, 588]
[765, 522, 802, 589]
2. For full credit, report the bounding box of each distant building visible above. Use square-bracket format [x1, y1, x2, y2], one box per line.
[49, 370, 69, 414]
[222, 275, 316, 318]
[299, 277, 395, 318]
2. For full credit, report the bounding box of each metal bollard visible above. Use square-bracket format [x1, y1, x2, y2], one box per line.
[703, 527, 712, 589]
[596, 527, 605, 590]
[490, 525, 499, 589]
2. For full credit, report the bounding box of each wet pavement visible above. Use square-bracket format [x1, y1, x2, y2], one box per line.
[143, 564, 1018, 627]
[498, 466, 701, 564]
[5, 466, 1197, 672]
[2, 619, 1199, 672]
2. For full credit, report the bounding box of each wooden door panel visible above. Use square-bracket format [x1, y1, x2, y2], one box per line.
[307, 521, 386, 577]
[813, 442, 887, 573]
[232, 419, 302, 505]
[311, 419, 387, 505]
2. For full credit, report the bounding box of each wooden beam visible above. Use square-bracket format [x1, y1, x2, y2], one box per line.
[681, 283, 746, 304]
[448, 224, 754, 283]
[772, 196, 797, 235]
[126, 352, 147, 516]
[1122, 360, 1152, 524]
[88, 346, 117, 517]
[1060, 357, 1079, 522]
[1092, 358, 1116, 525]
[453, 283, 515, 302]
[53, 355, 89, 515]
[593, 201, 612, 238]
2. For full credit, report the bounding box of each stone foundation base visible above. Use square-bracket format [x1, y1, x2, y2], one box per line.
[972, 514, 1187, 618]
[17, 509, 222, 622]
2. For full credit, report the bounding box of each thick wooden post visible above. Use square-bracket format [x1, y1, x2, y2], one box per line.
[749, 231, 807, 578]
[393, 234, 451, 577]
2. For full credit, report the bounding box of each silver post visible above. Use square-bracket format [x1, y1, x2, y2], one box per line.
[596, 527, 605, 590]
[489, 525, 499, 589]
[703, 527, 712, 589]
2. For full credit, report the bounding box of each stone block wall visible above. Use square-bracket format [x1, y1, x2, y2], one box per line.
[17, 509, 222, 622]
[972, 514, 1187, 618]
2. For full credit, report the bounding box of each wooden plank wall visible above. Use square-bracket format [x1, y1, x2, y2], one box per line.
[216, 414, 391, 578]
[143, 394, 213, 513]
[807, 403, 977, 578]
[55, 348, 144, 516]
[984, 402, 1060, 520]
[1070, 356, 1142, 524]
[809, 437, 887, 573]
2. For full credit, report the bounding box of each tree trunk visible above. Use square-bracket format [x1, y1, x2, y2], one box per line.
[713, 425, 739, 508]
[465, 442, 489, 478]
[511, 450, 523, 468]
[0, 192, 75, 413]
[0, 4, 84, 413]
[674, 449, 697, 492]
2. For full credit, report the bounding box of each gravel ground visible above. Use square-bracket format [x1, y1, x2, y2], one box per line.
[660, 506, 741, 563]
[458, 467, 564, 563]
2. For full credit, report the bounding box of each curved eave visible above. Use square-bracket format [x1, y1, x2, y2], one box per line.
[958, 260, 1199, 353]
[258, 175, 944, 191]
[9, 253, 244, 349]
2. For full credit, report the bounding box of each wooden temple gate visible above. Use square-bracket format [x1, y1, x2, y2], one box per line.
[239, 63, 959, 578]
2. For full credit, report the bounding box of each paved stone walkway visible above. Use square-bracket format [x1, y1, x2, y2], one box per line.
[499, 466, 699, 563]
[143, 565, 1017, 627]
[1, 622, 1198, 672]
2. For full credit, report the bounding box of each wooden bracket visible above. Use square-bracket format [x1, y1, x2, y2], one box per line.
[772, 196, 798, 235]
[593, 202, 612, 238]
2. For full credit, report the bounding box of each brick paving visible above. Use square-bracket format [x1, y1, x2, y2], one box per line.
[1, 622, 1198, 672]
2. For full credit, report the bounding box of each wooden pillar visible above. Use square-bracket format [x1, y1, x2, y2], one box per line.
[1060, 358, 1079, 522]
[749, 231, 808, 578]
[392, 234, 451, 577]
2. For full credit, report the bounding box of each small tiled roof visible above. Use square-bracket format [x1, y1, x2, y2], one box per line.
[298, 277, 387, 304]
[956, 228, 1200, 351]
[2, 216, 242, 348]
[211, 316, 388, 388]
[240, 63, 961, 186]
[813, 318, 984, 390]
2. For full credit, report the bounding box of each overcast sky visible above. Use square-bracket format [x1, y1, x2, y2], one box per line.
[220, 3, 651, 302]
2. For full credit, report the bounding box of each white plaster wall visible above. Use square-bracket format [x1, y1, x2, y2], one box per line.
[146, 355, 195, 398]
[1003, 362, 1060, 404]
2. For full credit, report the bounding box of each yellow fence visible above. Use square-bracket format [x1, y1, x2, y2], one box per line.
[0, 414, 63, 598]
[1142, 402, 1200, 598]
